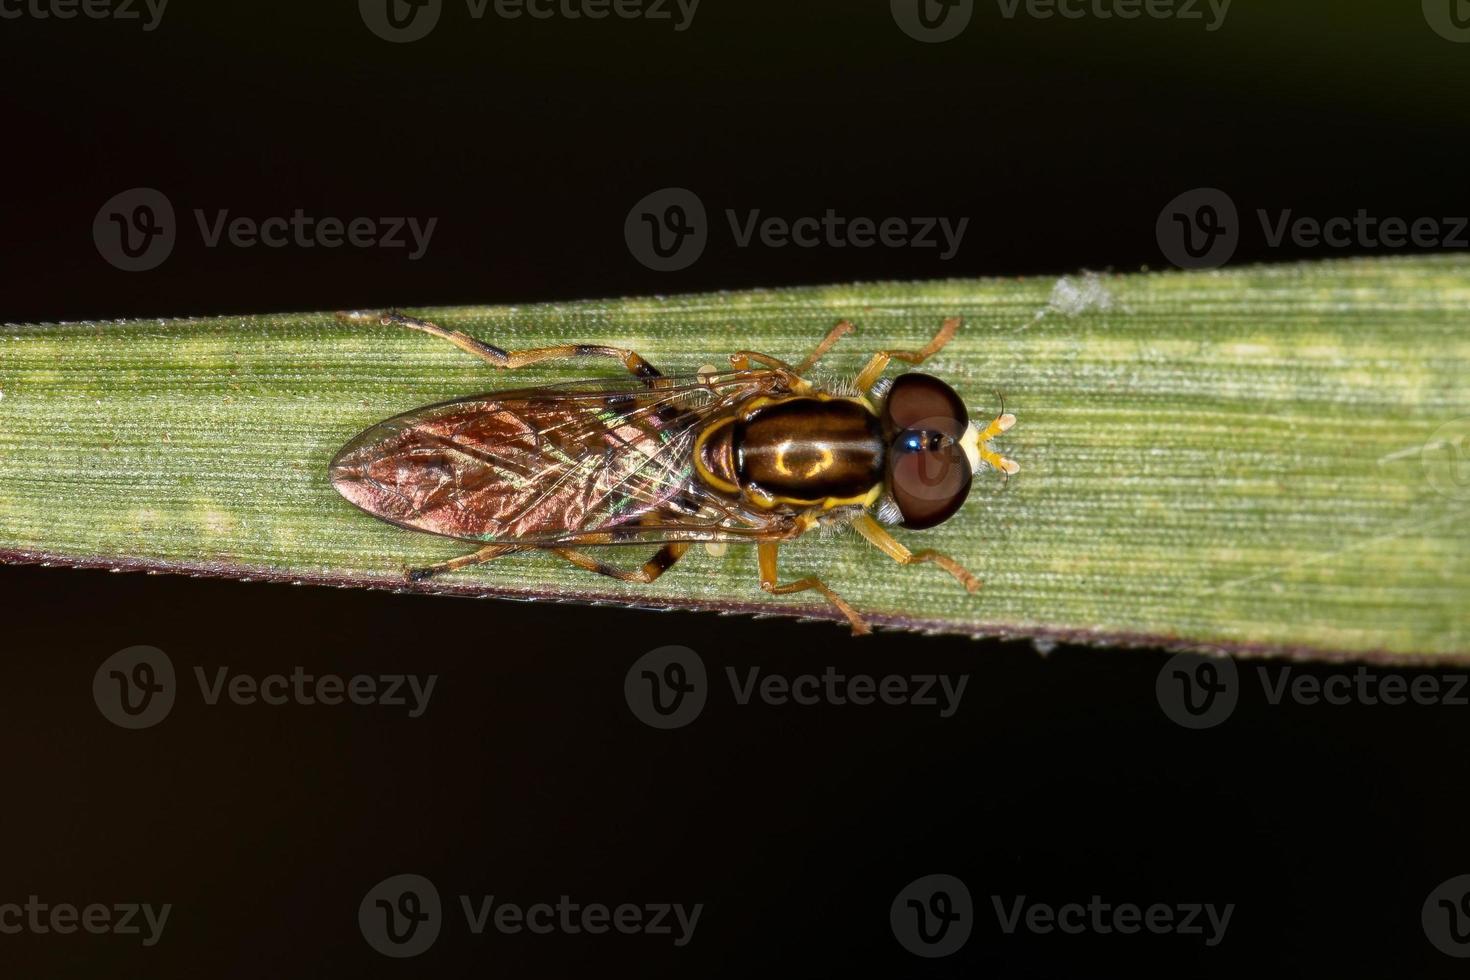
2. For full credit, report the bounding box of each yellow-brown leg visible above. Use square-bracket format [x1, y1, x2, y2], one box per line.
[852, 514, 982, 593]
[854, 316, 961, 392]
[729, 349, 797, 374]
[971, 410, 1021, 476]
[406, 543, 521, 582]
[730, 318, 855, 383]
[794, 319, 854, 374]
[339, 310, 663, 384]
[757, 540, 871, 635]
[552, 543, 690, 584]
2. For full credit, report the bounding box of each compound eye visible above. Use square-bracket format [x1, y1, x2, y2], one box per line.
[887, 432, 972, 530]
[882, 373, 968, 438]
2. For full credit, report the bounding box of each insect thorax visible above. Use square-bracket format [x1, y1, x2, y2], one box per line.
[694, 395, 885, 509]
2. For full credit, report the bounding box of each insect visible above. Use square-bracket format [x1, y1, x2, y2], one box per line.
[328, 311, 1018, 635]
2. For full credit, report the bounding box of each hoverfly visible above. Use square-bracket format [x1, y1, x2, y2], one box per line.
[328, 311, 1018, 634]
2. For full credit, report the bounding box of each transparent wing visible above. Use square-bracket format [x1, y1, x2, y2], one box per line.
[329, 371, 790, 545]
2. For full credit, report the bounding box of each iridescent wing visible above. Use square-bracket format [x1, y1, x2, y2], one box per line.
[330, 371, 791, 546]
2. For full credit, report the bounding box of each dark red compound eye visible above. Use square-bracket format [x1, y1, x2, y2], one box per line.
[882, 373, 969, 438]
[882, 373, 974, 529]
[887, 432, 973, 529]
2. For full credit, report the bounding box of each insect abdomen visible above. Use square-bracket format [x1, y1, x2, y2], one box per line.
[735, 398, 884, 504]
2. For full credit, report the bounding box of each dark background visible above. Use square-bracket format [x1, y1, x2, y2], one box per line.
[2, 1, 1468, 976]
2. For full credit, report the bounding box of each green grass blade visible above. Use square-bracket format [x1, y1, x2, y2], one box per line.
[1, 255, 1466, 660]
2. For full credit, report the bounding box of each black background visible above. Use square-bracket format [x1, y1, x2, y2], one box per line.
[2, 1, 1468, 976]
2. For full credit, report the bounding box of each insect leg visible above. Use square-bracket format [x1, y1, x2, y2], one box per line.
[729, 349, 796, 373]
[976, 408, 1017, 442]
[854, 315, 961, 392]
[793, 319, 855, 374]
[405, 543, 522, 582]
[851, 514, 982, 593]
[727, 350, 813, 395]
[339, 310, 665, 386]
[974, 410, 1021, 476]
[756, 540, 871, 636]
[551, 543, 691, 584]
[730, 320, 854, 379]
